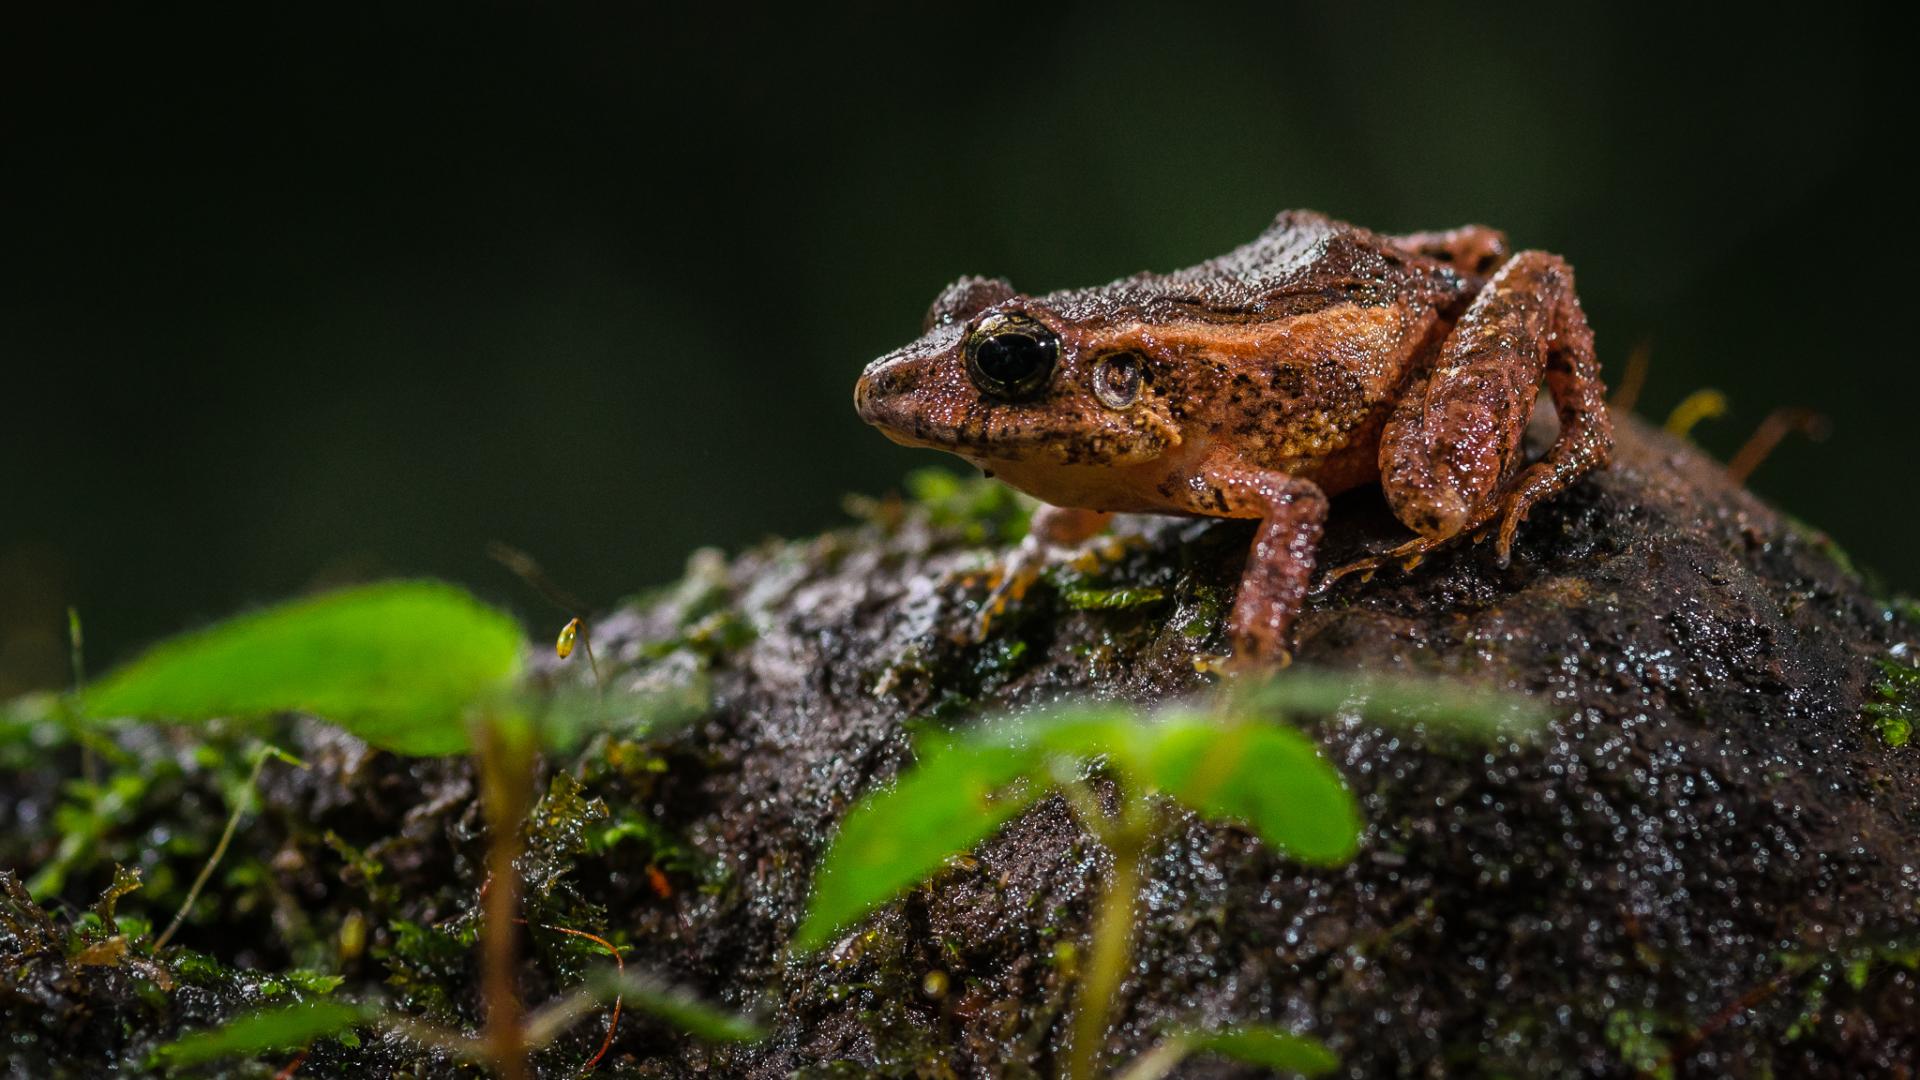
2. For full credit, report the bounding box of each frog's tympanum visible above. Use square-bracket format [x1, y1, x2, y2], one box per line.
[855, 210, 1612, 664]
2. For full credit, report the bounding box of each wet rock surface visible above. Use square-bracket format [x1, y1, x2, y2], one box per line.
[5, 412, 1918, 1077]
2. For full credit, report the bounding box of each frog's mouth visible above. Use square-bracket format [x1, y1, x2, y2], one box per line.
[856, 392, 1056, 458]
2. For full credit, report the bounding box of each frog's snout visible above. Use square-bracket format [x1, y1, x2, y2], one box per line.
[855, 352, 970, 451]
[853, 356, 915, 430]
[852, 364, 888, 424]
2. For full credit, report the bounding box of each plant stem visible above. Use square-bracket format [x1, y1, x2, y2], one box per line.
[1109, 1037, 1192, 1080]
[67, 607, 98, 787]
[1066, 790, 1154, 1080]
[476, 717, 536, 1080]
[154, 745, 272, 950]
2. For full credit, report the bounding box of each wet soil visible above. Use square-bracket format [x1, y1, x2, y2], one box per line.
[4, 413, 1917, 1078]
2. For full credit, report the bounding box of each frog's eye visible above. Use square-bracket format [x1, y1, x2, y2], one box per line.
[964, 312, 1058, 400]
[1092, 352, 1142, 409]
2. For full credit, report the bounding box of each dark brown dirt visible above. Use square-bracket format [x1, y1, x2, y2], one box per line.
[553, 413, 1916, 1077]
[5, 413, 1917, 1078]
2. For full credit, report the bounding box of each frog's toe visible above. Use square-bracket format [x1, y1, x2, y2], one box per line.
[966, 551, 1046, 642]
[1318, 535, 1437, 592]
[1491, 461, 1553, 563]
[1315, 554, 1385, 593]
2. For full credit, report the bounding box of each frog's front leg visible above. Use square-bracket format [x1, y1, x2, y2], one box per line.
[1178, 460, 1328, 664]
[1334, 250, 1611, 584]
[972, 504, 1113, 640]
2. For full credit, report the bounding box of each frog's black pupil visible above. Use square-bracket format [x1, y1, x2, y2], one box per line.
[965, 314, 1058, 398]
[976, 333, 1050, 385]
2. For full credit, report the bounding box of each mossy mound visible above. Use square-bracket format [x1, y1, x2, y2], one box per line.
[5, 413, 1917, 1077]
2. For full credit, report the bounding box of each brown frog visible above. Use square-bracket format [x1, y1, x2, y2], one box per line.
[854, 210, 1612, 664]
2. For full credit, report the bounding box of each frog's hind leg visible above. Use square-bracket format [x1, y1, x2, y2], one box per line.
[1324, 250, 1612, 588]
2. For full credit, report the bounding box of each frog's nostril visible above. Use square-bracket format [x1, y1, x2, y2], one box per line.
[854, 360, 911, 421]
[854, 374, 885, 419]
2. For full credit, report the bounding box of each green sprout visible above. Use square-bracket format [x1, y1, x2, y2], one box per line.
[793, 698, 1352, 1078]
[74, 579, 759, 1078]
[792, 672, 1546, 1078]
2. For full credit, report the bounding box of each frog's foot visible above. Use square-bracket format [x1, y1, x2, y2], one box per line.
[963, 505, 1117, 642]
[1490, 462, 1554, 565]
[968, 541, 1048, 642]
[1322, 464, 1576, 591]
[1317, 532, 1457, 592]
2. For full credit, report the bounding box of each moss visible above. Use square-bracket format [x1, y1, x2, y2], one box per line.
[1058, 584, 1168, 611]
[1604, 1008, 1674, 1079]
[902, 467, 1033, 546]
[1866, 657, 1920, 747]
[378, 918, 477, 1021]
[6, 416, 1920, 1076]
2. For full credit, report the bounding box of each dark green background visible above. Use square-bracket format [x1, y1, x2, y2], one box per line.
[3, 4, 1908, 690]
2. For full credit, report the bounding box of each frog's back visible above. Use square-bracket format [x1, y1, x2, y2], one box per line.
[1028, 211, 1478, 498]
[1039, 210, 1467, 325]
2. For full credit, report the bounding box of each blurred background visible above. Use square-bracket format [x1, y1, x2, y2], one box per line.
[3, 3, 1908, 692]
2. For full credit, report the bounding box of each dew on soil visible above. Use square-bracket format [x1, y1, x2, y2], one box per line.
[8, 415, 1920, 1076]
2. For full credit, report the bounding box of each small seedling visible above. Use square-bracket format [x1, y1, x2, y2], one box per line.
[793, 673, 1545, 1079]
[79, 580, 760, 1076]
[793, 699, 1352, 1078]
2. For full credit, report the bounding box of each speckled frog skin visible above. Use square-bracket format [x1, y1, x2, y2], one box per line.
[855, 210, 1612, 663]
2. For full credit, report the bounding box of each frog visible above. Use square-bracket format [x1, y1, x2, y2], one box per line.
[854, 210, 1612, 665]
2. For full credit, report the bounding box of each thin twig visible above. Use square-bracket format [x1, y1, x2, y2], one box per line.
[1059, 779, 1115, 844]
[1665, 388, 1727, 438]
[502, 545, 606, 692]
[489, 542, 587, 614]
[476, 719, 536, 1080]
[1111, 1038, 1193, 1080]
[577, 628, 603, 690]
[68, 607, 98, 787]
[1725, 407, 1829, 485]
[155, 746, 275, 950]
[1650, 962, 1805, 1075]
[380, 1013, 486, 1058]
[1609, 339, 1652, 413]
[515, 919, 624, 1072]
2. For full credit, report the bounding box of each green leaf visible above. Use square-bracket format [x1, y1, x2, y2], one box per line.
[1141, 716, 1361, 865]
[791, 739, 1050, 953]
[968, 704, 1360, 865]
[793, 700, 1362, 955]
[83, 581, 524, 756]
[1182, 1024, 1338, 1076]
[1237, 669, 1551, 741]
[588, 970, 765, 1042]
[155, 999, 377, 1067]
[966, 702, 1144, 765]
